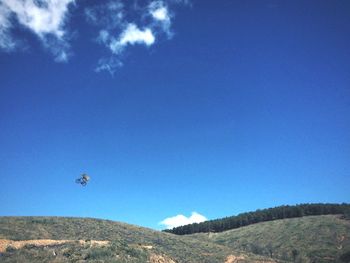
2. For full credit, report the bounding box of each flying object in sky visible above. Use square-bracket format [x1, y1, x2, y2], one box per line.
[75, 174, 90, 186]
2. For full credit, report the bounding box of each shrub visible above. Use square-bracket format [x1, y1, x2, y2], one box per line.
[5, 246, 16, 253]
[339, 251, 350, 263]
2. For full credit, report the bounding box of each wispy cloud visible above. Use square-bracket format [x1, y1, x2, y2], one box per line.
[0, 3, 15, 51]
[159, 212, 207, 229]
[148, 1, 172, 37]
[151, 6, 169, 21]
[94, 23, 155, 74]
[0, 0, 188, 71]
[85, 1, 124, 30]
[87, 0, 188, 74]
[2, 0, 73, 38]
[0, 0, 74, 61]
[113, 23, 155, 53]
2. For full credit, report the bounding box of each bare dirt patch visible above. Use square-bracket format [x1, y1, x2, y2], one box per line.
[140, 244, 153, 249]
[0, 239, 109, 253]
[225, 255, 245, 263]
[150, 253, 177, 263]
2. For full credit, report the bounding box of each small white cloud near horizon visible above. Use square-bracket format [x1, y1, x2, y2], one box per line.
[0, 0, 74, 61]
[160, 212, 207, 229]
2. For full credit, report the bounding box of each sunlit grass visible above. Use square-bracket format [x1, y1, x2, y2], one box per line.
[0, 216, 271, 262]
[190, 215, 350, 262]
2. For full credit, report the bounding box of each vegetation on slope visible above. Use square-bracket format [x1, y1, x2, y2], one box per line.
[190, 215, 350, 263]
[164, 203, 350, 235]
[1, 205, 349, 262]
[0, 217, 272, 263]
[1, 239, 151, 263]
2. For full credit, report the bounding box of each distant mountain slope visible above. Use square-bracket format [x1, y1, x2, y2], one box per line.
[165, 203, 350, 235]
[189, 215, 350, 263]
[0, 217, 274, 263]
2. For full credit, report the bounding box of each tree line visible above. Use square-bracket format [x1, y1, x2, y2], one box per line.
[163, 203, 350, 235]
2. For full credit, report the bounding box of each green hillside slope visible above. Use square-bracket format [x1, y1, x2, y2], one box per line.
[1, 215, 348, 262]
[190, 215, 350, 263]
[0, 217, 273, 263]
[165, 204, 350, 235]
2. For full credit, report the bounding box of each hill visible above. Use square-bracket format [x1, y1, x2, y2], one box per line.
[0, 216, 274, 263]
[1, 212, 349, 262]
[164, 203, 350, 235]
[189, 215, 350, 263]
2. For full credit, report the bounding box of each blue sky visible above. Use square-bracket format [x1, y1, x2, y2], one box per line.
[0, 0, 349, 230]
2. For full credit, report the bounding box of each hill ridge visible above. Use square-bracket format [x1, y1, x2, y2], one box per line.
[164, 203, 350, 235]
[0, 216, 274, 262]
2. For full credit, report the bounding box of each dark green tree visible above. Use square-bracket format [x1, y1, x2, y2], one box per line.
[292, 249, 299, 263]
[164, 203, 350, 235]
[339, 251, 350, 263]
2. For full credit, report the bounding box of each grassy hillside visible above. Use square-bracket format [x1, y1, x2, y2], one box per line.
[0, 217, 273, 263]
[190, 215, 350, 263]
[165, 204, 350, 235]
[1, 215, 348, 262]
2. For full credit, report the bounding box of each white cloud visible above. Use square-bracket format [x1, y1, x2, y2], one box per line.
[160, 212, 207, 229]
[0, 3, 15, 50]
[0, 0, 188, 71]
[89, 0, 188, 74]
[0, 0, 74, 60]
[151, 6, 169, 21]
[95, 23, 155, 73]
[119, 23, 155, 46]
[95, 56, 122, 75]
[85, 1, 156, 73]
[148, 1, 172, 36]
[2, 0, 73, 38]
[97, 30, 110, 44]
